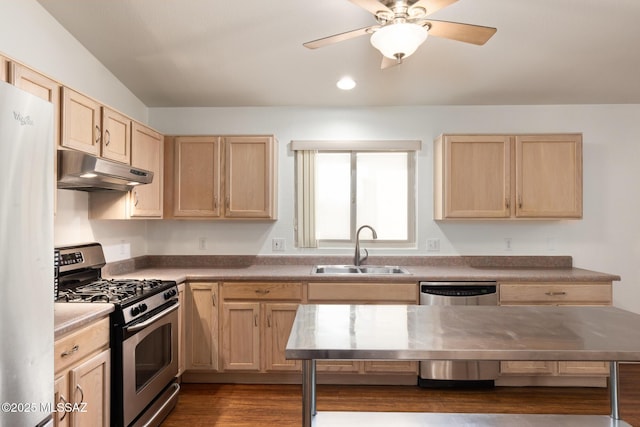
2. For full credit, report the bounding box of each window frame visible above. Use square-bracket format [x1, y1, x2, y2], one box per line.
[294, 144, 418, 249]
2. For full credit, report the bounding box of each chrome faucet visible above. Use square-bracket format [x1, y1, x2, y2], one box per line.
[354, 225, 378, 266]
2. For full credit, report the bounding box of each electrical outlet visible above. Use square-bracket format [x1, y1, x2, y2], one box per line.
[426, 238, 440, 252]
[504, 237, 513, 251]
[198, 237, 207, 250]
[272, 238, 285, 252]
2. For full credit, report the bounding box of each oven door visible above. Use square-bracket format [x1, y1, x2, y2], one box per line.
[122, 301, 179, 426]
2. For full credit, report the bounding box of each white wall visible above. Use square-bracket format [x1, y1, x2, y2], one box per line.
[148, 105, 640, 313]
[0, 0, 150, 259]
[2, 1, 638, 313]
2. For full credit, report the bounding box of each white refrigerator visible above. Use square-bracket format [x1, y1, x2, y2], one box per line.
[0, 81, 54, 426]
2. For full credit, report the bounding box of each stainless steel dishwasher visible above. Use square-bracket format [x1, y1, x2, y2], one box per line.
[418, 281, 499, 388]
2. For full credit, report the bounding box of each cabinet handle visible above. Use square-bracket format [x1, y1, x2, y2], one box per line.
[254, 314, 258, 327]
[255, 289, 270, 296]
[545, 291, 567, 296]
[58, 394, 68, 422]
[104, 129, 111, 146]
[505, 198, 510, 209]
[61, 345, 79, 357]
[95, 125, 101, 144]
[214, 196, 218, 210]
[212, 292, 217, 307]
[134, 191, 139, 206]
[267, 314, 272, 328]
[225, 196, 230, 209]
[518, 195, 523, 209]
[75, 384, 84, 404]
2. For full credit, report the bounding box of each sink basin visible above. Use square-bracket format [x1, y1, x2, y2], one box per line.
[312, 265, 410, 275]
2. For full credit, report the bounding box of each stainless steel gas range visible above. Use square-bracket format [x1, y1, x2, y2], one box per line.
[56, 243, 180, 427]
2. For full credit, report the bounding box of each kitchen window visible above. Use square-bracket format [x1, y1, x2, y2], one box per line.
[292, 140, 420, 248]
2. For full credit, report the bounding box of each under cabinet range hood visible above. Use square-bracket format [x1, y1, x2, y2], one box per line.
[57, 150, 153, 192]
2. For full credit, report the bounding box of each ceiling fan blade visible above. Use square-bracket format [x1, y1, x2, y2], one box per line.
[349, 0, 392, 16]
[424, 19, 497, 45]
[380, 55, 400, 70]
[303, 26, 376, 49]
[409, 0, 458, 16]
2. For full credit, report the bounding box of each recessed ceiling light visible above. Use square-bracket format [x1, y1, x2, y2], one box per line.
[336, 76, 356, 90]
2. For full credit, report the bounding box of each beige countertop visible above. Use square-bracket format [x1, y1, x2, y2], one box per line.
[57, 257, 620, 337]
[106, 264, 620, 284]
[54, 303, 114, 339]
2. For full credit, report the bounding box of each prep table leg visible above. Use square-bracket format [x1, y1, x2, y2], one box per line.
[610, 361, 620, 420]
[302, 359, 316, 427]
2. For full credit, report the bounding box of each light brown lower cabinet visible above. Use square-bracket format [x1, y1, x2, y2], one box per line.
[220, 282, 303, 373]
[307, 282, 419, 376]
[185, 282, 219, 371]
[498, 282, 612, 386]
[53, 317, 110, 427]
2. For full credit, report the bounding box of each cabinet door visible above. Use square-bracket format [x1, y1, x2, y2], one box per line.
[186, 283, 219, 370]
[173, 136, 221, 217]
[130, 122, 163, 217]
[515, 134, 582, 218]
[221, 302, 261, 371]
[264, 303, 301, 372]
[101, 107, 131, 164]
[61, 88, 101, 155]
[440, 135, 511, 218]
[10, 63, 61, 146]
[223, 136, 276, 219]
[69, 349, 110, 427]
[54, 374, 69, 427]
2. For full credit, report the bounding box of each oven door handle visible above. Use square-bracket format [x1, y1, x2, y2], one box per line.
[125, 301, 180, 333]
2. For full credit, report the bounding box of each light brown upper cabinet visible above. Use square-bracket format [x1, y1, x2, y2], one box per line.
[10, 63, 62, 146]
[165, 135, 277, 220]
[62, 88, 133, 164]
[434, 134, 582, 220]
[61, 87, 102, 156]
[224, 136, 276, 219]
[89, 122, 164, 219]
[101, 107, 131, 164]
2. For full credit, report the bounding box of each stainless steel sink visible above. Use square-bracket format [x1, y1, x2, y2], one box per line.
[312, 265, 410, 275]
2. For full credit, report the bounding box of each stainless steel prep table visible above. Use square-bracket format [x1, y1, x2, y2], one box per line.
[286, 304, 640, 427]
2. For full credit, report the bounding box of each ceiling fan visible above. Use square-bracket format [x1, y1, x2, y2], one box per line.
[304, 0, 497, 69]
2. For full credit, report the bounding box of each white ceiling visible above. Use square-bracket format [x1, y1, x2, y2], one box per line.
[37, 0, 640, 107]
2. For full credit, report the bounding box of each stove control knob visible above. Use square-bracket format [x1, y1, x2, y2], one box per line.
[164, 289, 177, 299]
[131, 306, 141, 316]
[139, 303, 148, 313]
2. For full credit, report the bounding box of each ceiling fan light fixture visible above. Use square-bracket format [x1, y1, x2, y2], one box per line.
[370, 22, 428, 60]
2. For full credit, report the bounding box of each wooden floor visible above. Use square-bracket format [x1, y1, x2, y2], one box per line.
[161, 364, 640, 427]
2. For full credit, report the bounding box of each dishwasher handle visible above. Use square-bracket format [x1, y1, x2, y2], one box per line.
[420, 284, 497, 297]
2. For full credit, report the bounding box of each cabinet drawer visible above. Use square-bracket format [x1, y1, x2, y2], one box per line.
[308, 283, 417, 303]
[222, 282, 302, 300]
[499, 282, 612, 305]
[54, 317, 110, 374]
